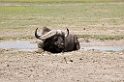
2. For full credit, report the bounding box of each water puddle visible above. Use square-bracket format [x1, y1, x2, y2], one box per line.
[80, 40, 124, 51]
[0, 40, 124, 53]
[0, 41, 37, 53]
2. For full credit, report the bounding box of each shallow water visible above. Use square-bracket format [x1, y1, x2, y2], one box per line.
[0, 41, 37, 53]
[0, 40, 124, 53]
[0, 41, 37, 49]
[81, 41, 124, 51]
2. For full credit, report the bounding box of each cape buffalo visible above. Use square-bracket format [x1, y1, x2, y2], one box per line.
[35, 26, 80, 53]
[35, 26, 69, 53]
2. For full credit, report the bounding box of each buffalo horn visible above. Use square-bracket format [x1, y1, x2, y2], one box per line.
[35, 28, 56, 40]
[65, 28, 69, 37]
[35, 28, 41, 39]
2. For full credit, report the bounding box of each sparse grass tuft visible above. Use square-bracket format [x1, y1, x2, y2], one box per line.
[77, 34, 124, 40]
[0, 35, 35, 40]
[106, 50, 116, 52]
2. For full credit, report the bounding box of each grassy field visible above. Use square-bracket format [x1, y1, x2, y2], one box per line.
[0, 0, 124, 3]
[0, 2, 124, 40]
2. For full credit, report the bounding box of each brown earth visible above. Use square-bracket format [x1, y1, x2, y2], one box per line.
[0, 47, 124, 82]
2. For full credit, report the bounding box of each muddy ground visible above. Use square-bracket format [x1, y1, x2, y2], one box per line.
[0, 49, 124, 82]
[0, 38, 124, 82]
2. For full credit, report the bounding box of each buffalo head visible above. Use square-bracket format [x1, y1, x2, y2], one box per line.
[35, 26, 69, 53]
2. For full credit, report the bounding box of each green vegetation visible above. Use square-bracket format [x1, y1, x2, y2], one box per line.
[1, 34, 124, 40]
[0, 49, 2, 54]
[77, 34, 124, 40]
[0, 0, 124, 3]
[106, 50, 116, 52]
[0, 2, 124, 40]
[0, 35, 34, 40]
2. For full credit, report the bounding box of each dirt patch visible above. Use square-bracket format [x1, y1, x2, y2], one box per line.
[0, 50, 124, 82]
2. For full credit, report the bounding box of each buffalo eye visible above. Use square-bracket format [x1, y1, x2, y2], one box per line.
[54, 36, 58, 41]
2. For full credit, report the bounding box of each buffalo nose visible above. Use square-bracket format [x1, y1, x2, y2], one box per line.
[59, 43, 64, 48]
[61, 43, 64, 46]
